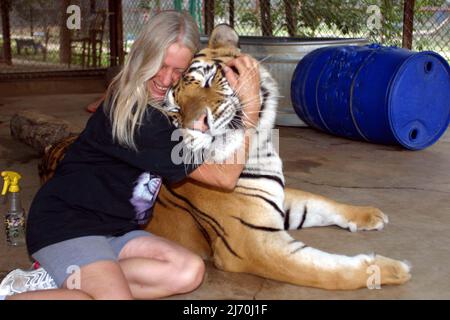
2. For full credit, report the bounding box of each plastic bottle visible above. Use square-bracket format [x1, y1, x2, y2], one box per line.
[1, 171, 26, 246]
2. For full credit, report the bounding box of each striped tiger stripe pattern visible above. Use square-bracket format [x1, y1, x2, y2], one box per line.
[38, 134, 78, 185]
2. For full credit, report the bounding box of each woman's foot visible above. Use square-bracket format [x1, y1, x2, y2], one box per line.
[0, 267, 57, 297]
[86, 96, 105, 113]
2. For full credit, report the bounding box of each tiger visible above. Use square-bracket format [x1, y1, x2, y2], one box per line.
[39, 25, 411, 290]
[37, 134, 78, 185]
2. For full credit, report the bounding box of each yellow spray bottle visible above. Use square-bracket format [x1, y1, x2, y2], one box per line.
[1, 171, 26, 246]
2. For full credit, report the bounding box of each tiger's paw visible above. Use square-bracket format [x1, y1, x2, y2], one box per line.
[370, 255, 412, 286]
[344, 206, 389, 232]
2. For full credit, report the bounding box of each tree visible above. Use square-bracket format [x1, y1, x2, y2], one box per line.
[283, 0, 297, 36]
[205, 0, 215, 35]
[260, 0, 273, 36]
[59, 0, 71, 64]
[229, 0, 235, 27]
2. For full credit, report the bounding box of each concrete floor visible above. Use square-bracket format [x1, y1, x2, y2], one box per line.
[0, 93, 449, 299]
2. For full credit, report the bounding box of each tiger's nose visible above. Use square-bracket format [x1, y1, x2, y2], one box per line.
[192, 113, 209, 133]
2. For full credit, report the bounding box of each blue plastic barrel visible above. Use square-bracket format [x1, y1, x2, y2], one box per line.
[291, 44, 450, 150]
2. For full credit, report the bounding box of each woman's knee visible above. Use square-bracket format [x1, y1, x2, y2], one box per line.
[172, 255, 205, 293]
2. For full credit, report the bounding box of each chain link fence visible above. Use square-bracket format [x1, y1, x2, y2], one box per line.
[125, 0, 449, 59]
[122, 0, 204, 53]
[1, 0, 449, 75]
[0, 0, 110, 74]
[414, 3, 449, 59]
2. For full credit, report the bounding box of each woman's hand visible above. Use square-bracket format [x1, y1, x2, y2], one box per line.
[223, 55, 261, 129]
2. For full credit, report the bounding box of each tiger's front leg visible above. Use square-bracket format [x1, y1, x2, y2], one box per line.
[283, 188, 389, 232]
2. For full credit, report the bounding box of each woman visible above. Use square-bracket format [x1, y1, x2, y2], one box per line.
[3, 11, 260, 300]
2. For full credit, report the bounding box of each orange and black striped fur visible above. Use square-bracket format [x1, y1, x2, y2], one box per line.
[38, 135, 78, 185]
[38, 25, 411, 290]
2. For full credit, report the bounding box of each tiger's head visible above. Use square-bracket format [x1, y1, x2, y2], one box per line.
[160, 24, 278, 162]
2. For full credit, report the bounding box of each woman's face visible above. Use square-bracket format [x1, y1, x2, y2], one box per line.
[147, 42, 193, 100]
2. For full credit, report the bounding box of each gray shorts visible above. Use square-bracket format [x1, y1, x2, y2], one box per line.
[32, 230, 151, 287]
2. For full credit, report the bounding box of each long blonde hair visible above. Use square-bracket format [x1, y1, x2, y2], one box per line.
[105, 10, 200, 150]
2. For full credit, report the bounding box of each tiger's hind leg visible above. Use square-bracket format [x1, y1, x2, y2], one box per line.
[212, 221, 411, 290]
[283, 188, 388, 232]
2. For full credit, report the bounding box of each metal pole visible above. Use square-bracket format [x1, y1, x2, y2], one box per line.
[189, 0, 203, 33]
[116, 0, 124, 66]
[204, 0, 215, 35]
[402, 0, 416, 49]
[229, 0, 234, 28]
[174, 0, 182, 11]
[0, 0, 12, 65]
[59, 0, 71, 65]
[108, 0, 124, 67]
[90, 0, 96, 14]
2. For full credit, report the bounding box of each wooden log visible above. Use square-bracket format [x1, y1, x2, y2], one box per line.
[10, 110, 80, 155]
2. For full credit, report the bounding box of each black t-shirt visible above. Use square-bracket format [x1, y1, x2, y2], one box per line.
[26, 104, 199, 255]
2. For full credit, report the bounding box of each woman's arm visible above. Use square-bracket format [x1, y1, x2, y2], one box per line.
[188, 128, 253, 190]
[188, 55, 261, 190]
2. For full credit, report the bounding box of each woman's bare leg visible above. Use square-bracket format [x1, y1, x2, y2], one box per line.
[118, 235, 205, 299]
[7, 260, 133, 300]
[7, 289, 92, 300]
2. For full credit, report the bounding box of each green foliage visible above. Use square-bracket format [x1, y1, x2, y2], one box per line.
[295, 0, 367, 36]
[239, 10, 261, 30]
[139, 0, 162, 10]
[286, 0, 404, 41]
[365, 0, 403, 45]
[213, 0, 447, 45]
[416, 0, 447, 6]
[214, 0, 226, 17]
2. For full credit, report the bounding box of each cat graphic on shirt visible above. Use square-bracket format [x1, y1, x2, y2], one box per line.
[130, 172, 162, 225]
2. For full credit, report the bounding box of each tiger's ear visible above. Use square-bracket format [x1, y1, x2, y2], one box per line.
[208, 24, 239, 49]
